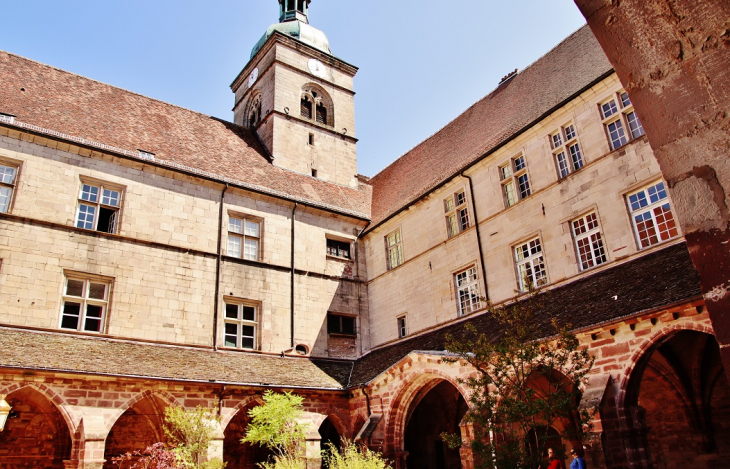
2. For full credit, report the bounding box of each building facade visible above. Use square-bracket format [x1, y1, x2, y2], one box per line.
[0, 2, 727, 468]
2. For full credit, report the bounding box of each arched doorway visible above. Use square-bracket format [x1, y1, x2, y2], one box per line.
[103, 394, 169, 468]
[0, 386, 72, 468]
[319, 417, 341, 466]
[404, 380, 468, 469]
[223, 404, 274, 469]
[622, 330, 730, 467]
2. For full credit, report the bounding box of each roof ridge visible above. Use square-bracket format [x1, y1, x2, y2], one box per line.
[368, 24, 590, 184]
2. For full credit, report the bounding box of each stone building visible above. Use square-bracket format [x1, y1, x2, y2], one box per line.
[0, 1, 727, 468]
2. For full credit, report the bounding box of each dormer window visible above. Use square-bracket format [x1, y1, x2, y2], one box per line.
[300, 85, 333, 127]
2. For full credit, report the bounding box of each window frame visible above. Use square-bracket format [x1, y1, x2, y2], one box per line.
[397, 314, 408, 338]
[454, 265, 481, 317]
[444, 189, 470, 238]
[385, 228, 404, 270]
[499, 154, 531, 208]
[550, 123, 584, 179]
[74, 179, 124, 234]
[59, 272, 112, 334]
[626, 180, 680, 249]
[300, 85, 333, 127]
[571, 211, 608, 271]
[600, 90, 645, 151]
[326, 237, 352, 260]
[514, 237, 548, 292]
[327, 312, 357, 336]
[0, 159, 20, 214]
[223, 299, 259, 350]
[227, 213, 263, 262]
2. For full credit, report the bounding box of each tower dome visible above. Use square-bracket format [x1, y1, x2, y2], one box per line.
[250, 0, 331, 59]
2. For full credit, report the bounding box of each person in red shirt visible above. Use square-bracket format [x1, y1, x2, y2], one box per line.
[546, 448, 566, 469]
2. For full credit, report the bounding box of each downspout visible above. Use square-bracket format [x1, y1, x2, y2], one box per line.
[355, 221, 371, 355]
[213, 183, 229, 351]
[461, 172, 489, 301]
[360, 384, 372, 416]
[290, 203, 298, 348]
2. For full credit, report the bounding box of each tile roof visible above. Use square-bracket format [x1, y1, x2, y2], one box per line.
[0, 328, 352, 390]
[366, 25, 613, 228]
[348, 243, 701, 386]
[0, 51, 370, 219]
[0, 243, 700, 390]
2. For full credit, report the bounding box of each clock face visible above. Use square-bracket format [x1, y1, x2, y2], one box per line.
[308, 59, 326, 78]
[248, 68, 259, 88]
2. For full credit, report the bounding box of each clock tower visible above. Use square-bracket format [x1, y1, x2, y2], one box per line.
[231, 0, 359, 188]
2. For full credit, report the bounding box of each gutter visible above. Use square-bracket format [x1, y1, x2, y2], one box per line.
[213, 183, 229, 351]
[290, 203, 298, 348]
[462, 172, 489, 302]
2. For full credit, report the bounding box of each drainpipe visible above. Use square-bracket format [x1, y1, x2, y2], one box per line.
[213, 183, 229, 351]
[461, 172, 489, 301]
[290, 203, 298, 348]
[354, 221, 371, 355]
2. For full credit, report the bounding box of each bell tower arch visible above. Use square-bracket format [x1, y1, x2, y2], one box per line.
[231, 0, 359, 188]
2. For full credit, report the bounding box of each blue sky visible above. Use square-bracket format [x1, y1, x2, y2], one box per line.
[2, 1, 587, 177]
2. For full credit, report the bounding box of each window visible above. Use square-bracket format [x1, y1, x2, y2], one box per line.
[499, 155, 531, 207]
[247, 93, 262, 128]
[550, 123, 584, 179]
[514, 238, 547, 292]
[75, 181, 122, 234]
[328, 313, 356, 336]
[444, 190, 470, 238]
[455, 266, 481, 316]
[224, 301, 258, 349]
[385, 229, 404, 270]
[59, 275, 111, 333]
[397, 315, 407, 338]
[571, 212, 607, 270]
[0, 163, 18, 213]
[627, 181, 679, 248]
[327, 238, 351, 259]
[600, 91, 645, 150]
[300, 85, 333, 127]
[227, 215, 261, 261]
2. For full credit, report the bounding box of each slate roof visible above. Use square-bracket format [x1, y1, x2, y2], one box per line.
[0, 243, 701, 390]
[367, 25, 613, 228]
[0, 328, 353, 390]
[348, 243, 701, 386]
[0, 51, 370, 219]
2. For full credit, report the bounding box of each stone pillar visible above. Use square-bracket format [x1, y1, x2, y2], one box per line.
[68, 438, 106, 469]
[384, 450, 408, 469]
[459, 419, 476, 469]
[621, 406, 653, 469]
[305, 436, 322, 469]
[574, 0, 730, 382]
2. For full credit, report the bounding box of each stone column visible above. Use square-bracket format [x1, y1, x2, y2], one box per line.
[574, 0, 730, 383]
[305, 436, 322, 469]
[621, 406, 653, 469]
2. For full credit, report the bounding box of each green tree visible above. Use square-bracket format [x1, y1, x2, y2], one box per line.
[322, 440, 392, 469]
[164, 406, 226, 469]
[242, 391, 308, 469]
[443, 290, 595, 469]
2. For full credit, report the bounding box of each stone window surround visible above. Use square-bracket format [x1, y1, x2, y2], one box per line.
[226, 211, 263, 262]
[397, 314, 408, 338]
[625, 179, 680, 250]
[571, 211, 608, 271]
[75, 177, 124, 235]
[599, 90, 646, 151]
[59, 271, 113, 334]
[385, 228, 404, 271]
[550, 122, 585, 179]
[444, 188, 470, 239]
[499, 154, 531, 208]
[326, 235, 353, 261]
[454, 264, 481, 317]
[223, 297, 260, 350]
[327, 312, 357, 336]
[0, 156, 21, 214]
[513, 235, 548, 292]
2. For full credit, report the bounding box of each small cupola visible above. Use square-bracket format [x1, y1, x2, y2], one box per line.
[279, 0, 311, 23]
